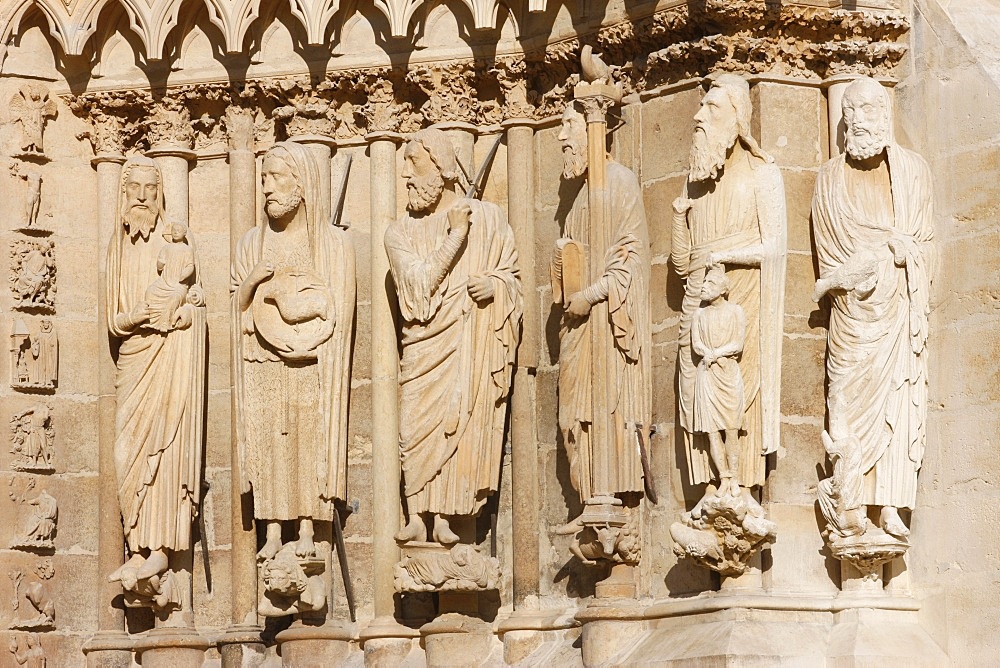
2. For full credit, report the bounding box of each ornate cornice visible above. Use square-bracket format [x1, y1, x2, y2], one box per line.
[66, 2, 908, 146]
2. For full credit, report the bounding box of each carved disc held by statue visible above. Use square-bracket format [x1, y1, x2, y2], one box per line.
[252, 269, 335, 361]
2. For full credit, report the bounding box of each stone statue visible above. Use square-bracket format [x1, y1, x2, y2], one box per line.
[551, 101, 652, 537]
[669, 74, 784, 575]
[10, 405, 54, 472]
[812, 77, 933, 571]
[9, 83, 57, 155]
[10, 239, 55, 310]
[105, 156, 207, 588]
[145, 222, 196, 332]
[691, 264, 747, 498]
[386, 128, 521, 551]
[231, 141, 355, 571]
[11, 164, 41, 230]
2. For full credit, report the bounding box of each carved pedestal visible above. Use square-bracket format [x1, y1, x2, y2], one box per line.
[568, 497, 641, 600]
[274, 619, 354, 667]
[394, 542, 501, 593]
[134, 626, 211, 668]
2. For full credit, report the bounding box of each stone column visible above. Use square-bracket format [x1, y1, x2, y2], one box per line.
[146, 147, 196, 225]
[292, 133, 335, 225]
[218, 107, 266, 667]
[503, 120, 539, 607]
[824, 75, 857, 158]
[359, 131, 419, 666]
[83, 150, 133, 668]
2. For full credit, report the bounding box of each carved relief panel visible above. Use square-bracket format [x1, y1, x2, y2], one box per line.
[9, 320, 57, 391]
[10, 239, 55, 311]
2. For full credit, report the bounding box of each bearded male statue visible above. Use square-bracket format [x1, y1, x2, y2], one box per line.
[386, 128, 521, 547]
[231, 142, 355, 566]
[106, 156, 207, 586]
[551, 101, 652, 533]
[812, 77, 933, 542]
[671, 74, 787, 498]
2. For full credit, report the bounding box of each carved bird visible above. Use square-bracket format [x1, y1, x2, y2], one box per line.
[580, 45, 611, 84]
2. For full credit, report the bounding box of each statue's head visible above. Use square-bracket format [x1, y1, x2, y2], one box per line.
[700, 264, 730, 302]
[162, 221, 189, 243]
[403, 129, 459, 213]
[558, 103, 588, 180]
[261, 556, 307, 596]
[842, 77, 891, 161]
[262, 145, 305, 225]
[121, 156, 162, 240]
[39, 320, 51, 333]
[689, 74, 750, 182]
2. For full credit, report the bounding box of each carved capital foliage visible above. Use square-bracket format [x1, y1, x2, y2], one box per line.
[65, 3, 907, 142]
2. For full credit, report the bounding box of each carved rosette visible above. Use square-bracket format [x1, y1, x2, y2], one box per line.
[670, 489, 777, 577]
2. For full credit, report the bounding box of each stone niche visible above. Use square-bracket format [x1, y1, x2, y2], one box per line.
[1, 0, 995, 665]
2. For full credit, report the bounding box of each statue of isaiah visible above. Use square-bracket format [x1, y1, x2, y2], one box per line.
[812, 76, 933, 542]
[106, 156, 207, 585]
[386, 128, 521, 546]
[231, 141, 355, 562]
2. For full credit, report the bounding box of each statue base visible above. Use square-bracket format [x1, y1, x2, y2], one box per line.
[217, 624, 266, 666]
[359, 616, 420, 667]
[274, 618, 355, 667]
[121, 570, 185, 614]
[82, 630, 133, 668]
[133, 626, 210, 668]
[670, 486, 777, 576]
[568, 497, 641, 573]
[394, 541, 500, 592]
[575, 591, 948, 665]
[421, 612, 502, 666]
[829, 529, 909, 581]
[258, 544, 328, 617]
[498, 606, 580, 665]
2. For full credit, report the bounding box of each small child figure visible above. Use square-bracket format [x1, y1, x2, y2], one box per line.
[692, 264, 747, 498]
[144, 222, 196, 332]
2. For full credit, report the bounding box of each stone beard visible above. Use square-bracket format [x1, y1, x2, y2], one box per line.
[671, 75, 786, 491]
[552, 105, 652, 503]
[386, 129, 521, 543]
[812, 78, 933, 526]
[105, 156, 207, 581]
[231, 141, 355, 538]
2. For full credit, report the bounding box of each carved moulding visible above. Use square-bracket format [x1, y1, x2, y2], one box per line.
[7, 560, 55, 631]
[9, 405, 54, 473]
[394, 543, 501, 593]
[10, 239, 55, 311]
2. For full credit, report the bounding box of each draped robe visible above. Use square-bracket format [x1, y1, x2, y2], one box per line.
[692, 300, 746, 432]
[107, 218, 206, 553]
[231, 143, 355, 521]
[552, 161, 651, 502]
[812, 145, 933, 509]
[673, 147, 786, 488]
[386, 199, 521, 517]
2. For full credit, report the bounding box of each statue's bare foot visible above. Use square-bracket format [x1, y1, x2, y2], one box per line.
[257, 534, 282, 561]
[432, 516, 460, 545]
[880, 507, 910, 538]
[395, 517, 424, 543]
[135, 549, 169, 581]
[555, 516, 584, 536]
[729, 479, 742, 498]
[108, 553, 145, 583]
[294, 534, 316, 558]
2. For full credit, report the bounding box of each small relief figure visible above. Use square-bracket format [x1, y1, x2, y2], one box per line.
[144, 222, 196, 332]
[10, 486, 57, 550]
[691, 265, 747, 499]
[257, 544, 327, 617]
[9, 83, 57, 156]
[9, 560, 55, 630]
[8, 633, 45, 667]
[10, 239, 56, 310]
[105, 157, 207, 613]
[10, 320, 57, 390]
[811, 78, 933, 580]
[9, 405, 54, 472]
[10, 163, 42, 231]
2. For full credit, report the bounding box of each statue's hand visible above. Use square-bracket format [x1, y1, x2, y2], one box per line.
[447, 200, 473, 238]
[467, 275, 494, 303]
[171, 306, 193, 330]
[672, 196, 693, 216]
[249, 260, 274, 287]
[566, 291, 592, 319]
[888, 236, 916, 267]
[131, 301, 151, 324]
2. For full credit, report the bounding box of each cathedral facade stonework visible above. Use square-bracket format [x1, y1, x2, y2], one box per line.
[0, 0, 991, 664]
